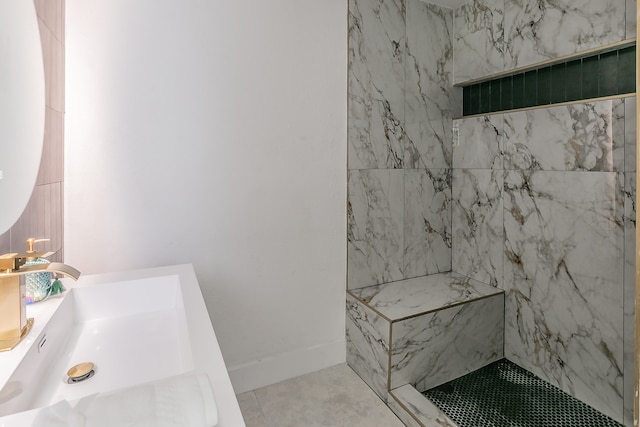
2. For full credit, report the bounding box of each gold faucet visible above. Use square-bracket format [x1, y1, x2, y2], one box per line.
[0, 239, 80, 352]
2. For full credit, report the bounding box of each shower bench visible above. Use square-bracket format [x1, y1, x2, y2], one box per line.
[346, 272, 504, 427]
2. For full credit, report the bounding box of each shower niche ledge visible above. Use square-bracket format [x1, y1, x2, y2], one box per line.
[346, 272, 504, 426]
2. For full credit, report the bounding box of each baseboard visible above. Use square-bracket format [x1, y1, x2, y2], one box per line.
[228, 339, 346, 394]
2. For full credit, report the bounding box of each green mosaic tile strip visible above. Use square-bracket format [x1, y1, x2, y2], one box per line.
[462, 45, 636, 116]
[422, 359, 623, 427]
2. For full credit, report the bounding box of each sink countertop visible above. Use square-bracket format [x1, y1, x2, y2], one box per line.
[0, 264, 245, 427]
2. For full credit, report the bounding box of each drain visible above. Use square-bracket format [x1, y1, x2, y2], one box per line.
[67, 362, 95, 384]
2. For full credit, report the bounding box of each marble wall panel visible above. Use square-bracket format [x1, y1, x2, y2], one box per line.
[453, 0, 504, 83]
[504, 0, 626, 70]
[454, 0, 628, 82]
[452, 169, 504, 288]
[390, 294, 504, 391]
[348, 169, 404, 289]
[405, 120, 452, 170]
[627, 0, 637, 40]
[403, 169, 452, 279]
[503, 100, 622, 171]
[404, 1, 454, 169]
[503, 170, 624, 422]
[453, 115, 503, 169]
[613, 99, 626, 173]
[348, 0, 406, 169]
[623, 172, 635, 426]
[625, 97, 636, 173]
[346, 294, 391, 399]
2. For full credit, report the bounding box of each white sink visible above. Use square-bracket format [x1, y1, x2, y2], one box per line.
[0, 264, 244, 426]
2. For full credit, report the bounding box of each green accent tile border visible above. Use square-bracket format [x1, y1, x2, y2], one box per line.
[462, 44, 636, 116]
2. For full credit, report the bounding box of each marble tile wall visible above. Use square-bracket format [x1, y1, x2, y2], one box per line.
[347, 272, 504, 407]
[623, 171, 635, 427]
[347, 167, 452, 289]
[350, 0, 637, 424]
[404, 0, 456, 169]
[503, 100, 624, 172]
[348, 0, 405, 170]
[346, 293, 391, 400]
[403, 169, 452, 279]
[503, 170, 624, 420]
[452, 2, 636, 418]
[347, 0, 455, 290]
[454, 0, 629, 84]
[453, 0, 504, 83]
[348, 170, 405, 289]
[390, 293, 504, 391]
[627, 0, 637, 40]
[623, 96, 635, 426]
[451, 169, 503, 287]
[625, 97, 636, 173]
[451, 97, 633, 424]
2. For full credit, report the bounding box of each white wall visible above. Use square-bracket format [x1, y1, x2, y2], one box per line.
[65, 0, 347, 393]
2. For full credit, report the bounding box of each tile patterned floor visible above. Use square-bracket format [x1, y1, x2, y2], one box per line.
[237, 364, 406, 427]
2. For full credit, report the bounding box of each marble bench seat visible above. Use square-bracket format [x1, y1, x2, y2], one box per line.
[346, 272, 505, 408]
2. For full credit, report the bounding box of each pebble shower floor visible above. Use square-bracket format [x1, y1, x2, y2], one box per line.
[422, 359, 622, 427]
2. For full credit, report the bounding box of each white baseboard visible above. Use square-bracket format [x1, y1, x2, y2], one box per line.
[228, 339, 346, 394]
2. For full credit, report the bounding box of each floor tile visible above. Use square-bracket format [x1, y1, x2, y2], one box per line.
[239, 364, 405, 427]
[237, 391, 268, 426]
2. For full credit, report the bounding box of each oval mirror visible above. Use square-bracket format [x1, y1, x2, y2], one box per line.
[0, 0, 45, 235]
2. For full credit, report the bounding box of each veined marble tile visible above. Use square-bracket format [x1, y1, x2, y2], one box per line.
[623, 172, 635, 427]
[390, 294, 504, 391]
[403, 169, 452, 279]
[613, 99, 626, 174]
[625, 97, 636, 173]
[349, 271, 502, 320]
[348, 169, 404, 289]
[405, 119, 452, 170]
[503, 101, 622, 171]
[346, 294, 391, 399]
[452, 169, 504, 288]
[348, 0, 406, 169]
[453, 115, 503, 169]
[453, 0, 504, 84]
[404, 1, 454, 169]
[504, 0, 626, 70]
[611, 99, 627, 176]
[503, 170, 624, 422]
[627, 0, 637, 40]
[388, 385, 457, 427]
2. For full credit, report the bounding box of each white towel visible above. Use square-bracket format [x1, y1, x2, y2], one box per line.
[31, 373, 218, 427]
[31, 400, 85, 427]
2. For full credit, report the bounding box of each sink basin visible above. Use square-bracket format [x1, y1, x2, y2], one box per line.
[0, 264, 244, 426]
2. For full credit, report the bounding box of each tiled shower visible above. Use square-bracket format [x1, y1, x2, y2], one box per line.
[346, 0, 636, 425]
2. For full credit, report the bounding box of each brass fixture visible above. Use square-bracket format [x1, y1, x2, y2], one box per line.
[67, 362, 95, 383]
[0, 239, 80, 352]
